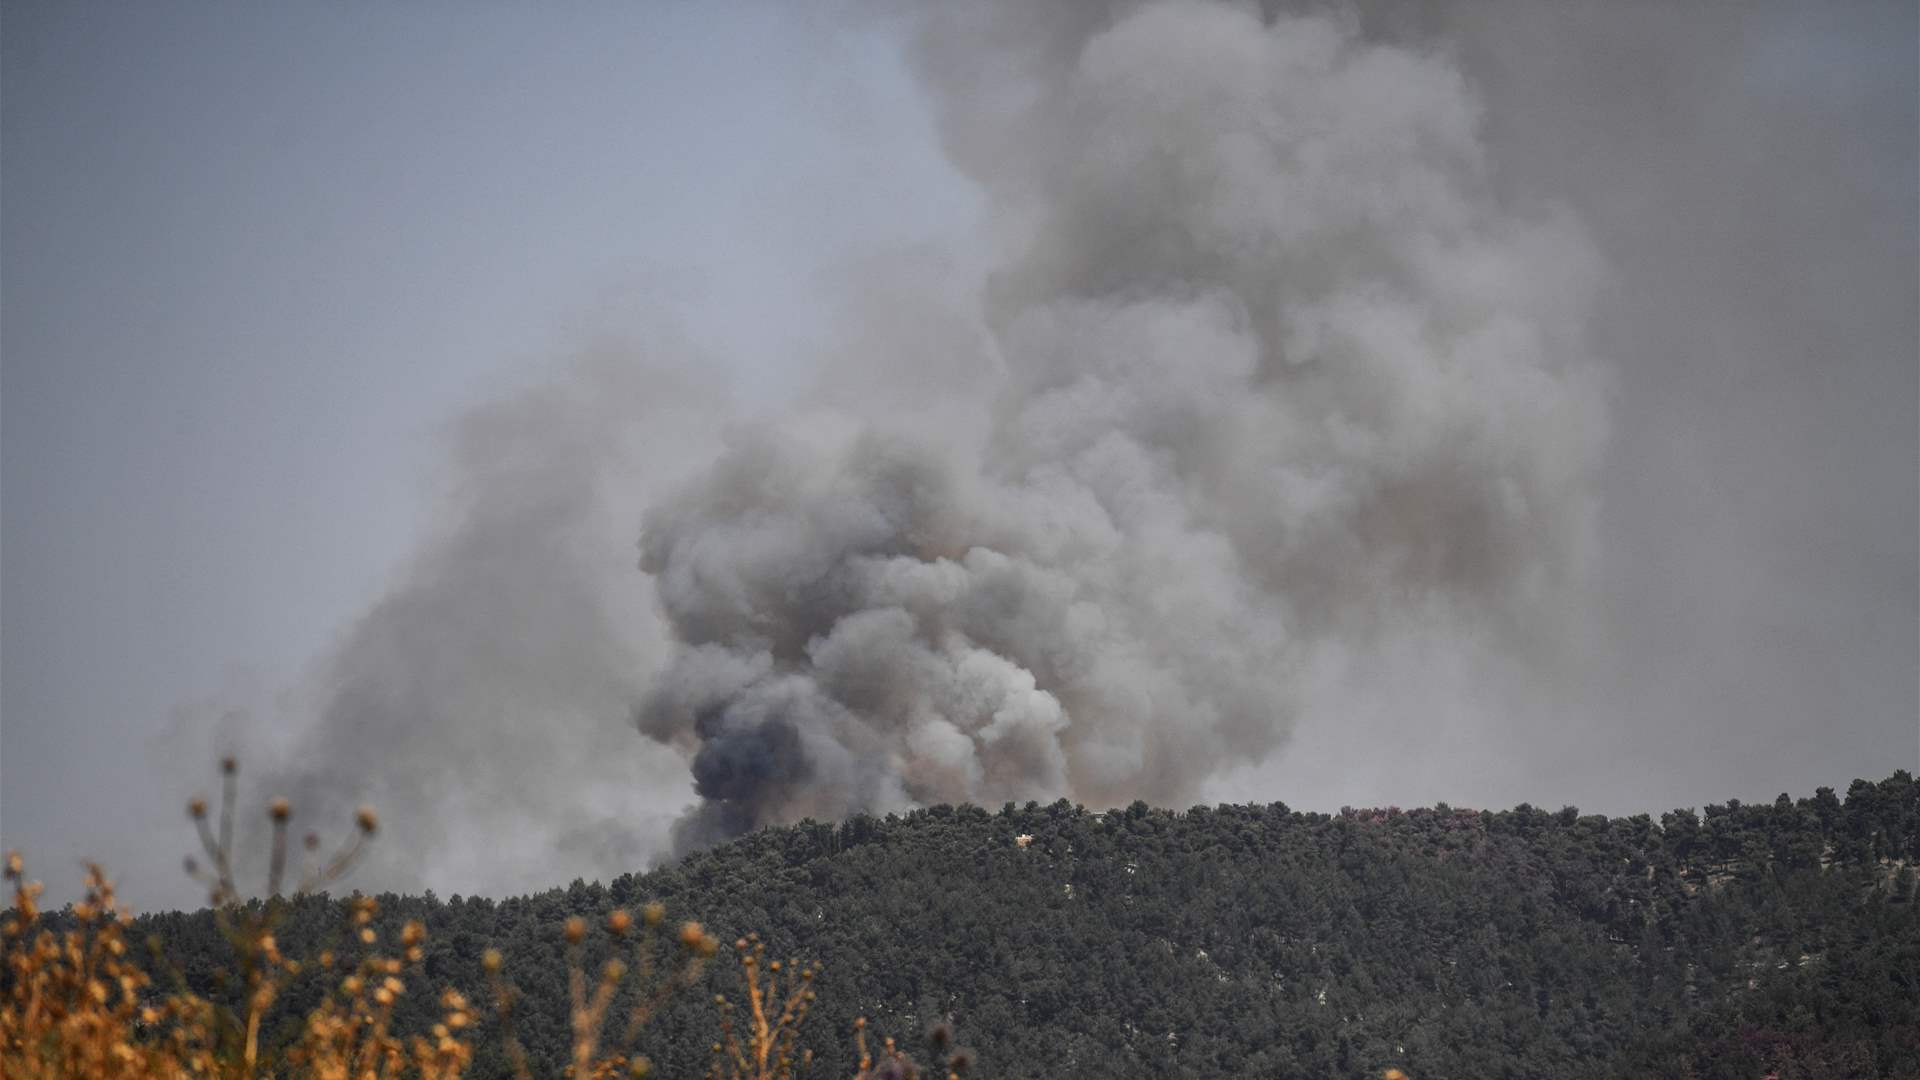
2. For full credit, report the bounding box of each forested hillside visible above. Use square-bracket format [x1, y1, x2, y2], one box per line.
[137, 774, 1919, 1078]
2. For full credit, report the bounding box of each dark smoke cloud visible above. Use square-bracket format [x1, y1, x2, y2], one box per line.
[638, 0, 1606, 848]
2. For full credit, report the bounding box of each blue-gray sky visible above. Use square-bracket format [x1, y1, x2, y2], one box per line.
[2, 1, 978, 904]
[3, 1, 1915, 910]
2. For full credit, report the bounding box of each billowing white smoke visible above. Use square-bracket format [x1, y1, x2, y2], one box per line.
[638, 1, 1606, 849]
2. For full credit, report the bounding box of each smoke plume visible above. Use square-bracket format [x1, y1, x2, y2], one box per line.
[637, 1, 1605, 849]
[247, 0, 1630, 890]
[13, 0, 1906, 911]
[263, 346, 728, 894]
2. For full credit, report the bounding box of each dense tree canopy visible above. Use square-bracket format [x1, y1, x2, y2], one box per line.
[127, 773, 1918, 1078]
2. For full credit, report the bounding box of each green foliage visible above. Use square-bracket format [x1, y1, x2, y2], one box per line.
[134, 773, 1918, 1078]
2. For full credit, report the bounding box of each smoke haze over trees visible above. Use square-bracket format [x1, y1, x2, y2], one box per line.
[250, 0, 1916, 898]
[134, 775, 1920, 1077]
[637, 1, 1607, 850]
[258, 0, 1624, 885]
[4, 0, 1911, 907]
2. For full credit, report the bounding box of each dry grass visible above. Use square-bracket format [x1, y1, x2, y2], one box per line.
[1, 856, 217, 1077]
[2, 756, 961, 1079]
[705, 933, 819, 1080]
[845, 1016, 974, 1080]
[278, 902, 473, 1079]
[1, 757, 464, 1078]
[481, 901, 718, 1079]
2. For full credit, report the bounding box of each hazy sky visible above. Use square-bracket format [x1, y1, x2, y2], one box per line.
[3, 0, 1914, 910]
[2, 1, 978, 903]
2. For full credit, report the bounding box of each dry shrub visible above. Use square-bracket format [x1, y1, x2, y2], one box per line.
[1, 855, 216, 1077]
[705, 932, 820, 1080]
[2, 758, 976, 1078]
[482, 900, 718, 1079]
[846, 1015, 975, 1080]
[0, 757, 467, 1079]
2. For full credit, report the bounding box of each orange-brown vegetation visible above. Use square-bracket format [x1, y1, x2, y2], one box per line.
[1, 759, 966, 1079]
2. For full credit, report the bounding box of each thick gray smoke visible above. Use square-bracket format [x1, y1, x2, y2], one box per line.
[638, 1, 1605, 849]
[246, 0, 1911, 897]
[262, 347, 727, 894]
